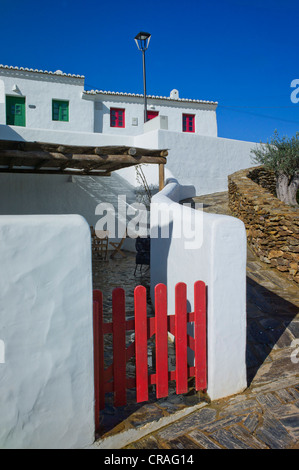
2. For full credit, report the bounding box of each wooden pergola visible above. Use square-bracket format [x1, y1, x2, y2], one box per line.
[0, 140, 167, 190]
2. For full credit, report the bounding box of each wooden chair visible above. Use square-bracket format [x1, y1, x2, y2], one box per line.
[91, 226, 109, 261]
[109, 229, 127, 259]
[134, 236, 150, 275]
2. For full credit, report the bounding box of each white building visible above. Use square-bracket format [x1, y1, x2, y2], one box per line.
[0, 63, 257, 198]
[0, 64, 249, 448]
[0, 64, 218, 137]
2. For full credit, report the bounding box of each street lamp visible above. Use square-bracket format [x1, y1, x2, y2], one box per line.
[134, 31, 151, 123]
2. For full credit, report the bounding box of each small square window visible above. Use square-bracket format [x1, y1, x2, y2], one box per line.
[52, 100, 69, 122]
[110, 108, 125, 128]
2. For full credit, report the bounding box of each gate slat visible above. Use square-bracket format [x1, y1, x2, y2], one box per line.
[112, 288, 127, 406]
[175, 282, 188, 394]
[93, 290, 104, 428]
[155, 283, 168, 399]
[134, 285, 148, 403]
[93, 279, 207, 415]
[194, 281, 207, 391]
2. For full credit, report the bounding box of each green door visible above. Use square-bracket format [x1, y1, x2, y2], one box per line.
[6, 96, 26, 126]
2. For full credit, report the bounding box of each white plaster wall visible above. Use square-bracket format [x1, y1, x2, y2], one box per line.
[137, 130, 258, 196]
[0, 69, 94, 133]
[0, 215, 95, 449]
[0, 124, 258, 230]
[0, 124, 134, 147]
[0, 169, 140, 252]
[0, 68, 218, 138]
[150, 179, 247, 401]
[0, 79, 5, 123]
[84, 94, 218, 137]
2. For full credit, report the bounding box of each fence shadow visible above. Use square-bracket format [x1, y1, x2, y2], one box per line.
[246, 275, 298, 386]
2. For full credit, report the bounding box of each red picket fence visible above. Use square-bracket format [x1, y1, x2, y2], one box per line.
[93, 281, 207, 431]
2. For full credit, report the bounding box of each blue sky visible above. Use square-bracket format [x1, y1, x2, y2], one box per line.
[1, 0, 298, 143]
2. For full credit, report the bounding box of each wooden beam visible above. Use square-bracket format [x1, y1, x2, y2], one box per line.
[159, 163, 165, 191]
[0, 168, 111, 176]
[0, 140, 168, 157]
[8, 158, 15, 170]
[0, 149, 166, 166]
[34, 159, 51, 170]
[95, 146, 168, 158]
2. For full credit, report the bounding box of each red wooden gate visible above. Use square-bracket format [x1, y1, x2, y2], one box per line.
[93, 281, 207, 431]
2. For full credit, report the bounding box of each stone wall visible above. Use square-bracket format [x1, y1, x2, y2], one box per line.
[247, 166, 277, 196]
[228, 167, 299, 284]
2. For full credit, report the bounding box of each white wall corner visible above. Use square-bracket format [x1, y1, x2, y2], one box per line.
[143, 115, 168, 133]
[150, 180, 247, 403]
[0, 214, 95, 449]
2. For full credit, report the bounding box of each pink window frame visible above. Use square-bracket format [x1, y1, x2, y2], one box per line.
[110, 108, 125, 128]
[182, 114, 195, 133]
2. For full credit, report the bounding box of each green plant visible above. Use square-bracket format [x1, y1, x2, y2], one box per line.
[251, 130, 299, 207]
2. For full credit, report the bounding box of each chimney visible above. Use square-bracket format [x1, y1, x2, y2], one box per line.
[170, 89, 179, 100]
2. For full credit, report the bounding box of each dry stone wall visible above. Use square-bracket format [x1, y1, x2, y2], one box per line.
[247, 166, 277, 195]
[228, 167, 299, 284]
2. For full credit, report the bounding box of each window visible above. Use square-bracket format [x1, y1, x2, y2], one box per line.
[52, 100, 69, 122]
[182, 114, 195, 133]
[6, 96, 26, 127]
[110, 108, 125, 128]
[147, 110, 159, 120]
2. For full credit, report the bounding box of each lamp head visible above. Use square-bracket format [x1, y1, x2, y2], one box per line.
[134, 32, 151, 51]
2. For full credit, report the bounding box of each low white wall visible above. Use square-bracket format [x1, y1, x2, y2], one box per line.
[0, 123, 258, 199]
[0, 215, 95, 449]
[0, 124, 134, 147]
[138, 130, 258, 196]
[150, 179, 247, 401]
[143, 115, 168, 132]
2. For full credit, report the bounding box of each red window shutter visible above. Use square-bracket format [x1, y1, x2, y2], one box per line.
[147, 110, 159, 120]
[182, 114, 195, 133]
[110, 108, 125, 128]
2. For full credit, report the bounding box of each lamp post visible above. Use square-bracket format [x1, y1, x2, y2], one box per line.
[134, 31, 151, 123]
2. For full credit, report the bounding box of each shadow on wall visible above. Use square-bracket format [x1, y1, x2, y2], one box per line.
[0, 124, 143, 248]
[0, 169, 138, 247]
[0, 124, 26, 141]
[150, 220, 173, 292]
[93, 101, 104, 133]
[150, 178, 200, 313]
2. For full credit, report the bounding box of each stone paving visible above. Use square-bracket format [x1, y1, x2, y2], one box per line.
[93, 192, 299, 450]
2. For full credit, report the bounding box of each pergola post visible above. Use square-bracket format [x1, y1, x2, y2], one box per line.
[159, 164, 165, 191]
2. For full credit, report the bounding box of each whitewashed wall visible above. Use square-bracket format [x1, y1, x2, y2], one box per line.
[0, 123, 134, 147]
[0, 215, 95, 449]
[134, 129, 258, 195]
[0, 69, 94, 133]
[150, 179, 247, 401]
[0, 69, 217, 138]
[83, 93, 218, 137]
[0, 124, 257, 238]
